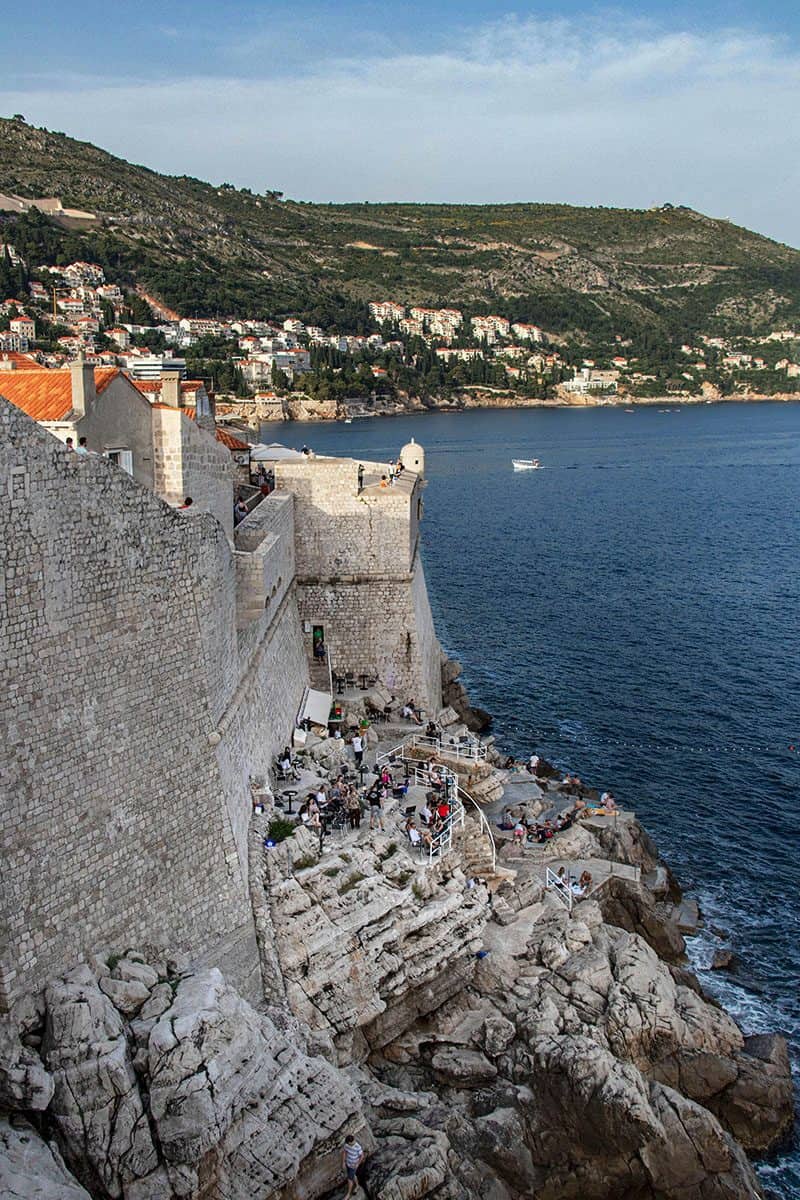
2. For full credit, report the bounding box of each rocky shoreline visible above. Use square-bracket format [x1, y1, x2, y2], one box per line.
[217, 390, 800, 429]
[0, 688, 793, 1199]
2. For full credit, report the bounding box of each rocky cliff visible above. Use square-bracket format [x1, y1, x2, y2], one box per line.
[0, 776, 792, 1199]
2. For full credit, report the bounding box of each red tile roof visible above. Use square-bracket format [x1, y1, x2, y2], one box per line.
[182, 406, 250, 451]
[0, 352, 44, 371]
[0, 367, 118, 421]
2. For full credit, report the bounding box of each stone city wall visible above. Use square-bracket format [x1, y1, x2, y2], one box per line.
[274, 458, 417, 577]
[0, 400, 293, 1008]
[295, 554, 442, 712]
[151, 405, 235, 541]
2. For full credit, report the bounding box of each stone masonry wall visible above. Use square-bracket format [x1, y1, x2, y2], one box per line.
[0, 400, 259, 1007]
[151, 405, 235, 540]
[275, 458, 416, 576]
[295, 553, 441, 712]
[276, 456, 441, 710]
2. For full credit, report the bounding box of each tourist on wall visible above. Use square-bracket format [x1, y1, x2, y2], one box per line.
[234, 498, 248, 525]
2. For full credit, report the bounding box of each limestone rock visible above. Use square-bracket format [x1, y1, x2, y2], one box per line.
[483, 1016, 516, 1057]
[596, 876, 685, 961]
[42, 966, 160, 1196]
[365, 1118, 458, 1200]
[148, 968, 364, 1198]
[111, 958, 160, 990]
[708, 1033, 795, 1153]
[675, 897, 702, 934]
[432, 1047, 497, 1087]
[99, 975, 151, 1016]
[711, 949, 735, 970]
[0, 1014, 53, 1111]
[0, 1117, 91, 1199]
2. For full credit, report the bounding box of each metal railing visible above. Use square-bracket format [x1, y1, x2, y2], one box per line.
[546, 867, 574, 912]
[404, 733, 487, 763]
[376, 738, 504, 867]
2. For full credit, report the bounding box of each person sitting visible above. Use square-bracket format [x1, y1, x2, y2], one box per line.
[419, 801, 433, 826]
[571, 870, 592, 898]
[600, 790, 617, 812]
[401, 699, 423, 725]
[513, 822, 526, 844]
[425, 720, 439, 741]
[436, 799, 450, 822]
[406, 820, 422, 847]
[528, 753, 541, 775]
[429, 767, 443, 793]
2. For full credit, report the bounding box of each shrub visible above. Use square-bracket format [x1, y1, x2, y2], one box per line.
[294, 853, 317, 870]
[267, 817, 296, 844]
[323, 866, 341, 878]
[338, 871, 366, 895]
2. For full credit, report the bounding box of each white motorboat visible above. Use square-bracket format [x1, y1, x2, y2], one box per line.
[512, 458, 541, 470]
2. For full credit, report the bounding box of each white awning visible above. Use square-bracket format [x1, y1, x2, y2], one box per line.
[298, 687, 332, 729]
[250, 442, 306, 462]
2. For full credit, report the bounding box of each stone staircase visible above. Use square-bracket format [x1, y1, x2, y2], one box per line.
[307, 654, 331, 693]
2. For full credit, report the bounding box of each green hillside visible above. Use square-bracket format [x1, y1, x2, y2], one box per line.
[2, 115, 800, 345]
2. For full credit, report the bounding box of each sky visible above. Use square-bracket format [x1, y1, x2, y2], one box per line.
[3, 1, 800, 247]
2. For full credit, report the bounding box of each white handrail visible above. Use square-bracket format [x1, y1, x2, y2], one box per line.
[378, 736, 497, 871]
[546, 867, 574, 912]
[406, 733, 486, 762]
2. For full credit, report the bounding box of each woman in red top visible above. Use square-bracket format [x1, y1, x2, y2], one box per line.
[437, 800, 450, 821]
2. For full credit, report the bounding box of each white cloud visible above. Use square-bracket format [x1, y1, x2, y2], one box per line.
[2, 16, 799, 246]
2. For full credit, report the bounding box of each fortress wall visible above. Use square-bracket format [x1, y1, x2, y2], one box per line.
[213, 590, 309, 887]
[411, 555, 443, 714]
[151, 406, 235, 540]
[295, 567, 441, 711]
[0, 401, 257, 1006]
[274, 459, 415, 576]
[234, 492, 296, 632]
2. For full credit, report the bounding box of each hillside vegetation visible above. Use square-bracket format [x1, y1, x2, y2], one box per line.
[2, 116, 800, 345]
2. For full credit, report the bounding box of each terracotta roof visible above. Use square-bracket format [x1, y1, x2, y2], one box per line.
[0, 352, 43, 371]
[215, 426, 250, 451]
[0, 367, 118, 421]
[182, 406, 250, 451]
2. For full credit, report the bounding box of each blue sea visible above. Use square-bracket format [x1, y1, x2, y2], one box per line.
[269, 403, 800, 1197]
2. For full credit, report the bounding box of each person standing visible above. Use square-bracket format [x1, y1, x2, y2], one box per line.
[357, 464, 364, 491]
[347, 790, 362, 830]
[352, 733, 364, 768]
[342, 1134, 365, 1197]
[76, 437, 89, 455]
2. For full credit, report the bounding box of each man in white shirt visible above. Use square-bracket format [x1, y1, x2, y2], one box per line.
[529, 753, 540, 775]
[342, 1134, 364, 1197]
[352, 734, 364, 767]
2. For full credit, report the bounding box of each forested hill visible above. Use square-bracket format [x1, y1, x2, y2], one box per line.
[2, 116, 800, 342]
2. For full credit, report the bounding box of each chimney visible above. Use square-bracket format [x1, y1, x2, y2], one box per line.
[69, 356, 96, 418]
[161, 369, 181, 408]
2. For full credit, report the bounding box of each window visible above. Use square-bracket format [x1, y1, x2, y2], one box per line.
[106, 448, 133, 475]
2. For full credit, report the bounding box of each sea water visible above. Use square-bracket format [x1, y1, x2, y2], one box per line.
[270, 403, 800, 1196]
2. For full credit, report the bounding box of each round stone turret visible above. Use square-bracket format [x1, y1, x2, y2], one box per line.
[399, 437, 425, 476]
